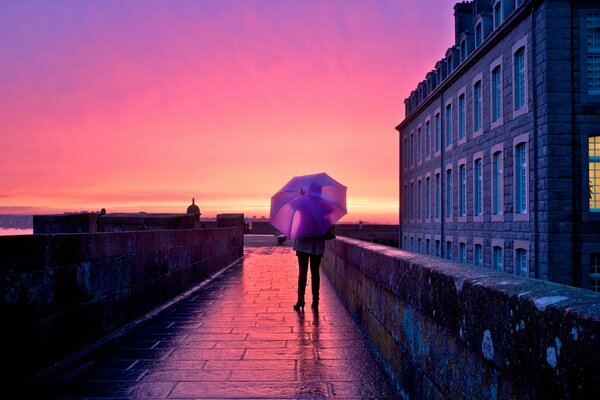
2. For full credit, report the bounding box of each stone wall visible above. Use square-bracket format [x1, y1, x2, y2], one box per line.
[0, 225, 243, 386]
[323, 237, 600, 399]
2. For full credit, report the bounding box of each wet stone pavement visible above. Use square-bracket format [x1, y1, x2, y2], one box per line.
[24, 236, 399, 399]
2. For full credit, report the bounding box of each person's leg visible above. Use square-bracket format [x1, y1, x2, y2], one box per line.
[296, 252, 309, 310]
[309, 254, 322, 310]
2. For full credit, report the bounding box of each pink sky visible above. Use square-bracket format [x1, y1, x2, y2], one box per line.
[0, 0, 457, 223]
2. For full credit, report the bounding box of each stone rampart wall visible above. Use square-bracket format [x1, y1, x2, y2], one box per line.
[322, 237, 600, 399]
[0, 226, 243, 386]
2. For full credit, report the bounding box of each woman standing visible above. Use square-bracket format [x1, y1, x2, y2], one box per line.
[292, 226, 334, 313]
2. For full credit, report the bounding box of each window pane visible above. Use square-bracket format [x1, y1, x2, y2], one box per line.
[587, 12, 600, 95]
[474, 244, 483, 267]
[435, 114, 441, 152]
[514, 48, 525, 109]
[474, 159, 482, 215]
[493, 152, 503, 215]
[474, 81, 482, 131]
[447, 169, 453, 217]
[516, 143, 527, 213]
[446, 104, 453, 146]
[590, 136, 600, 211]
[516, 249, 527, 277]
[492, 66, 502, 121]
[459, 94, 465, 139]
[459, 165, 466, 216]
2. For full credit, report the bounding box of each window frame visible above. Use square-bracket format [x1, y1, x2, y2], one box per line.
[458, 159, 467, 221]
[417, 125, 423, 165]
[581, 10, 600, 101]
[425, 118, 432, 160]
[434, 109, 442, 156]
[446, 163, 454, 220]
[492, 239, 504, 271]
[493, 0, 503, 30]
[473, 151, 484, 222]
[513, 134, 530, 221]
[458, 238, 467, 264]
[514, 240, 530, 278]
[491, 143, 504, 222]
[490, 56, 504, 130]
[435, 169, 442, 222]
[473, 238, 484, 267]
[472, 73, 484, 137]
[457, 87, 467, 144]
[445, 100, 453, 150]
[512, 37, 529, 118]
[425, 173, 432, 222]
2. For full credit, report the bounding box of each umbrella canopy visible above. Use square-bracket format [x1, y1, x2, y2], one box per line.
[270, 172, 347, 240]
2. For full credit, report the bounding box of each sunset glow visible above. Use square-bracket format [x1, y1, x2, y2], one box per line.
[0, 0, 457, 223]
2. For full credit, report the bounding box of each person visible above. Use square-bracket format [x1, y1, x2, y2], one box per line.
[292, 225, 335, 313]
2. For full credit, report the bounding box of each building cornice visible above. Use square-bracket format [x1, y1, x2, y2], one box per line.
[395, 0, 536, 133]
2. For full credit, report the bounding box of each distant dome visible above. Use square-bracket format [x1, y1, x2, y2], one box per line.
[186, 198, 201, 218]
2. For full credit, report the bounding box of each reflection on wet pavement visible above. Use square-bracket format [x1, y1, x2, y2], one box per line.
[24, 242, 398, 399]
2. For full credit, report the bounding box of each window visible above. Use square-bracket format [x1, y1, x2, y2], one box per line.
[515, 143, 528, 214]
[408, 133, 415, 166]
[418, 179, 422, 220]
[492, 65, 502, 122]
[446, 168, 453, 217]
[474, 158, 483, 216]
[425, 121, 431, 158]
[410, 182, 414, 219]
[473, 80, 482, 132]
[446, 241, 452, 260]
[516, 248, 528, 277]
[590, 136, 600, 211]
[459, 164, 466, 217]
[418, 238, 422, 253]
[435, 173, 441, 218]
[493, 246, 503, 271]
[435, 113, 441, 153]
[426, 177, 431, 219]
[492, 151, 503, 216]
[591, 253, 600, 292]
[458, 93, 465, 140]
[426, 239, 431, 255]
[435, 240, 441, 257]
[493, 1, 502, 30]
[475, 21, 482, 47]
[514, 47, 526, 110]
[403, 138, 408, 168]
[474, 244, 483, 267]
[403, 185, 407, 218]
[417, 127, 422, 163]
[445, 103, 453, 147]
[460, 39, 467, 62]
[586, 12, 600, 95]
[459, 242, 466, 263]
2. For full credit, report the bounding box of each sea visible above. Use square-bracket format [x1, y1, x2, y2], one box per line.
[0, 228, 33, 236]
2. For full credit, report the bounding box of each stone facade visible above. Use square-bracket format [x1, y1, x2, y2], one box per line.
[396, 0, 600, 290]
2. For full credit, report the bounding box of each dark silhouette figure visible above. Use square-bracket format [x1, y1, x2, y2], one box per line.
[292, 182, 336, 313]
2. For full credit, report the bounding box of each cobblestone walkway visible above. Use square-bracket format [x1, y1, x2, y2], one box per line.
[25, 238, 398, 399]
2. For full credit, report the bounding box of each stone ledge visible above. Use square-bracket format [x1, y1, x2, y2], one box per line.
[323, 237, 600, 399]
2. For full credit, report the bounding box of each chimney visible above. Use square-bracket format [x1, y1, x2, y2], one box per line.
[454, 2, 474, 43]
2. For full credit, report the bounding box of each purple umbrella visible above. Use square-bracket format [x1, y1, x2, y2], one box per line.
[270, 172, 347, 240]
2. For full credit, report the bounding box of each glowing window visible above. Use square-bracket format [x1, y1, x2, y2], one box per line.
[590, 136, 600, 211]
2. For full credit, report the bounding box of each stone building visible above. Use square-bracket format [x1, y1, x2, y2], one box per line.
[396, 0, 600, 290]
